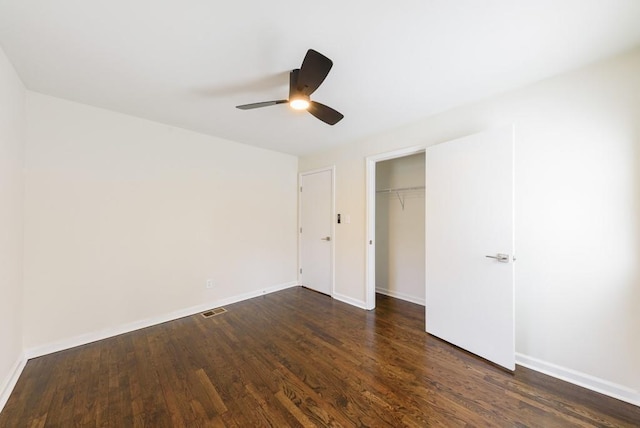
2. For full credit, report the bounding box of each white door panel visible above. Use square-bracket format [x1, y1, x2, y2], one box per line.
[300, 169, 333, 295]
[426, 127, 515, 370]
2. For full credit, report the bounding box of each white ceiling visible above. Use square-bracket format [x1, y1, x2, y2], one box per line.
[1, 1, 640, 156]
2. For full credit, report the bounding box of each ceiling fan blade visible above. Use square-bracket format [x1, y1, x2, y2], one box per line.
[297, 49, 333, 96]
[236, 100, 287, 110]
[308, 101, 343, 125]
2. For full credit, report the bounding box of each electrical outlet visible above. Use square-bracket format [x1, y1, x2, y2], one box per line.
[206, 279, 214, 289]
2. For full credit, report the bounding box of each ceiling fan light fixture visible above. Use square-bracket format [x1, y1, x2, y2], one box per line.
[289, 97, 310, 110]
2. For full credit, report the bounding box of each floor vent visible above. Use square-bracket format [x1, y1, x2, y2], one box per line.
[201, 307, 227, 318]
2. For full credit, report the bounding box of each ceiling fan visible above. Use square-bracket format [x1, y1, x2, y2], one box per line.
[236, 49, 344, 125]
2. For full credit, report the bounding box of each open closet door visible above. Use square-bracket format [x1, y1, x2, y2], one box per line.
[425, 127, 515, 370]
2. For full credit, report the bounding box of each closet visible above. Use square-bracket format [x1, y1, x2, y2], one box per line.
[375, 152, 425, 305]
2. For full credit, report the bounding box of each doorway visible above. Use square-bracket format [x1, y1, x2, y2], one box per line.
[375, 153, 426, 306]
[365, 146, 426, 309]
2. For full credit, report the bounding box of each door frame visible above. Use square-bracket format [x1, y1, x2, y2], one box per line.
[365, 146, 426, 310]
[298, 166, 336, 296]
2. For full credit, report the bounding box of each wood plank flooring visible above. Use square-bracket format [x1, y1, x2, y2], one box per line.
[1, 287, 638, 427]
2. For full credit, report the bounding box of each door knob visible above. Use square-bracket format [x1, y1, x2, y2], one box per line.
[321, 236, 331, 241]
[485, 253, 509, 263]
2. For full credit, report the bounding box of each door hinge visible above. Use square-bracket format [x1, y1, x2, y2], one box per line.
[299, 268, 302, 274]
[300, 227, 302, 233]
[300, 186, 302, 192]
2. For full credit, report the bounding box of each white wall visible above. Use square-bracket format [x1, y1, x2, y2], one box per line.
[300, 48, 640, 403]
[23, 92, 298, 351]
[375, 153, 425, 304]
[0, 46, 25, 407]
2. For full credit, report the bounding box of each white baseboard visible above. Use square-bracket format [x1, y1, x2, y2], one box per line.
[25, 281, 299, 360]
[0, 353, 27, 414]
[516, 353, 640, 407]
[213, 281, 299, 308]
[375, 288, 425, 306]
[332, 292, 368, 310]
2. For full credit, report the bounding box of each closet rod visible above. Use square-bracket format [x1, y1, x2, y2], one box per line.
[375, 185, 425, 194]
[376, 185, 425, 211]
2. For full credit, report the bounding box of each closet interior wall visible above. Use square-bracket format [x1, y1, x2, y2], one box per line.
[375, 153, 425, 305]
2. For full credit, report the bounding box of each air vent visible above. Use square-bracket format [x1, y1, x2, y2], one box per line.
[201, 307, 227, 318]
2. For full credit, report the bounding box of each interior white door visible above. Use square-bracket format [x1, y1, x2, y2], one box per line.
[300, 169, 333, 295]
[425, 127, 515, 370]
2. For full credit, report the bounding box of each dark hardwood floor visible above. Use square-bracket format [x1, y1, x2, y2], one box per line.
[1, 287, 638, 427]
